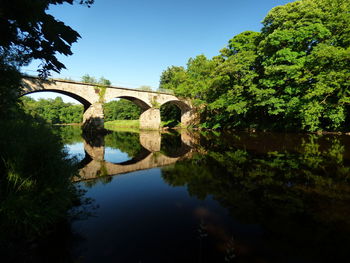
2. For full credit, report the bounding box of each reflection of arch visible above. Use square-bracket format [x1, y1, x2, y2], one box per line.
[76, 131, 195, 182]
[160, 132, 192, 158]
[117, 149, 151, 165]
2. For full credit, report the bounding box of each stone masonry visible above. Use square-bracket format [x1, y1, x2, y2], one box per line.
[21, 76, 199, 129]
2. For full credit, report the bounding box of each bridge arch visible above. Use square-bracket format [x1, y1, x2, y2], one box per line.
[21, 89, 92, 110]
[161, 99, 191, 112]
[21, 77, 98, 105]
[159, 99, 197, 128]
[116, 96, 150, 110]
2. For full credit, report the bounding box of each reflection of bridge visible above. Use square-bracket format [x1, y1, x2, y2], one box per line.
[21, 77, 198, 129]
[76, 131, 198, 182]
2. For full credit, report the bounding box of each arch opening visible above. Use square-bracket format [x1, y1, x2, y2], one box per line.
[21, 89, 91, 109]
[160, 100, 191, 128]
[104, 97, 151, 130]
[20, 91, 87, 125]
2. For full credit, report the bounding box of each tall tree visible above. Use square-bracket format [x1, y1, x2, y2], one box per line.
[0, 0, 93, 76]
[160, 0, 350, 132]
[0, 0, 94, 116]
[258, 0, 350, 131]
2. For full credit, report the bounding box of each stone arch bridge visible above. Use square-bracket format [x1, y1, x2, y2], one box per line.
[21, 76, 198, 129]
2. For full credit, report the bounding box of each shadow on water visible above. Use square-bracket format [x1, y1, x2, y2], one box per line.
[162, 131, 350, 262]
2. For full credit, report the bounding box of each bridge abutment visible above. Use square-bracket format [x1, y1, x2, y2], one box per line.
[139, 108, 161, 130]
[181, 108, 200, 127]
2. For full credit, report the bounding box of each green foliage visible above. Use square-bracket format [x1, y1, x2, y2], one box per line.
[105, 132, 142, 158]
[0, 1, 92, 258]
[139, 85, 153, 91]
[81, 74, 97, 84]
[160, 0, 350, 132]
[52, 126, 83, 145]
[104, 99, 141, 121]
[0, 107, 81, 246]
[0, 60, 22, 117]
[159, 66, 187, 92]
[20, 96, 83, 124]
[0, 0, 94, 77]
[160, 103, 181, 128]
[105, 120, 140, 130]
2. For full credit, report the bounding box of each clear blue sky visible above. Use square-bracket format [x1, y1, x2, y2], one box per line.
[25, 0, 293, 101]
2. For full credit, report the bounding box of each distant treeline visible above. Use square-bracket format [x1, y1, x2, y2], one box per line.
[159, 0, 350, 132]
[21, 96, 83, 124]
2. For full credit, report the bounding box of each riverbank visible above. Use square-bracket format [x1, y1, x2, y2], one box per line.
[104, 120, 140, 132]
[54, 120, 350, 136]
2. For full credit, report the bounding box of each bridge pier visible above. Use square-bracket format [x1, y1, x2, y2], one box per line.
[139, 108, 161, 130]
[83, 102, 104, 130]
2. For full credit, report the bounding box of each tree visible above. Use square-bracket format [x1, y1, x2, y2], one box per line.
[20, 96, 83, 124]
[0, 0, 94, 77]
[81, 74, 111, 86]
[0, 0, 94, 117]
[81, 74, 97, 84]
[207, 31, 260, 128]
[99, 77, 111, 86]
[104, 99, 141, 121]
[159, 0, 350, 132]
[258, 0, 350, 131]
[139, 85, 153, 91]
[0, 1, 93, 254]
[159, 66, 187, 91]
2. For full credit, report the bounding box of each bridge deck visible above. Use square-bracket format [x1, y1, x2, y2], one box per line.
[23, 75, 174, 95]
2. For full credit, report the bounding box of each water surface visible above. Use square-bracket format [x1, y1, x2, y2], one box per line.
[59, 127, 350, 262]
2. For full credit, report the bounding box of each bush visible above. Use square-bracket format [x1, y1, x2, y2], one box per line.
[0, 106, 81, 255]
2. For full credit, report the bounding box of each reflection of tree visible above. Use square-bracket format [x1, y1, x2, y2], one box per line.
[104, 132, 142, 158]
[52, 126, 83, 145]
[162, 134, 350, 262]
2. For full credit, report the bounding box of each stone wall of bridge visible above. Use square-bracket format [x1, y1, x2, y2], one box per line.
[21, 77, 199, 129]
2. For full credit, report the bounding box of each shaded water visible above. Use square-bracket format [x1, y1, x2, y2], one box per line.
[60, 127, 350, 262]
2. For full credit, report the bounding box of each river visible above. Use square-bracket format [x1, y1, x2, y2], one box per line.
[57, 126, 350, 262]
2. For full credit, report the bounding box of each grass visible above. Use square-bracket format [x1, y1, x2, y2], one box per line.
[104, 120, 140, 132]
